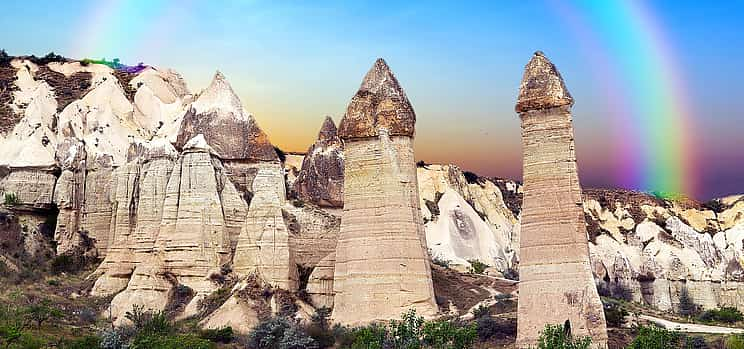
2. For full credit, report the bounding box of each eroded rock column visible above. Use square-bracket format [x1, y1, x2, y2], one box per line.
[515, 52, 607, 348]
[332, 58, 437, 325]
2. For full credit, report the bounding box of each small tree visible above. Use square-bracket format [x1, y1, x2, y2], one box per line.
[25, 299, 62, 330]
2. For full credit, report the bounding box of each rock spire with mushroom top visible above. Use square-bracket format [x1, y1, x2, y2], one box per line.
[515, 51, 608, 348]
[332, 58, 438, 325]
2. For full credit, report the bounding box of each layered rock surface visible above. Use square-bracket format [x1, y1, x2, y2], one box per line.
[332, 59, 438, 325]
[515, 52, 607, 347]
[1, 54, 742, 337]
[293, 116, 344, 207]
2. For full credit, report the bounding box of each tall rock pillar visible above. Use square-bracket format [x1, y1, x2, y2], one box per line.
[515, 52, 607, 348]
[332, 59, 438, 325]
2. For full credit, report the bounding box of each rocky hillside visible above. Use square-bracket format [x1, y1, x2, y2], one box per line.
[0, 55, 742, 336]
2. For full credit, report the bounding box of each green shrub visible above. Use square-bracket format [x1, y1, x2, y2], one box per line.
[130, 333, 214, 349]
[698, 307, 744, 324]
[603, 301, 628, 328]
[337, 324, 388, 349]
[198, 326, 233, 343]
[4, 193, 19, 206]
[531, 322, 591, 349]
[125, 304, 173, 335]
[422, 320, 477, 349]
[248, 316, 318, 349]
[627, 325, 685, 349]
[25, 299, 63, 330]
[50, 254, 80, 274]
[59, 335, 101, 349]
[467, 260, 488, 275]
[726, 334, 744, 349]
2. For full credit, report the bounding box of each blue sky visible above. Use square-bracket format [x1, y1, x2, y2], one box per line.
[1, 1, 742, 199]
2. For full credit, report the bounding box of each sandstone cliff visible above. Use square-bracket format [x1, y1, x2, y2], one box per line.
[1, 55, 742, 336]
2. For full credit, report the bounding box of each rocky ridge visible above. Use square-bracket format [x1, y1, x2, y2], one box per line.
[0, 55, 742, 336]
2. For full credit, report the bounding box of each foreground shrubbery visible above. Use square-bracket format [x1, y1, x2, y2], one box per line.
[698, 306, 744, 324]
[247, 308, 478, 349]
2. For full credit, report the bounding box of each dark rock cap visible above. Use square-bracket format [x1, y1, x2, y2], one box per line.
[175, 71, 277, 161]
[318, 116, 338, 141]
[338, 58, 416, 139]
[515, 51, 573, 113]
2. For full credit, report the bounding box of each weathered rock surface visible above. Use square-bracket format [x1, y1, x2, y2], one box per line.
[332, 59, 438, 325]
[293, 116, 344, 207]
[515, 52, 607, 347]
[338, 58, 416, 139]
[175, 72, 276, 161]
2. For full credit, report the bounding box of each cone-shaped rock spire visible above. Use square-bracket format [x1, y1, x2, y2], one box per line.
[293, 116, 343, 207]
[338, 58, 415, 139]
[176, 71, 277, 161]
[515, 51, 573, 113]
[332, 59, 437, 325]
[318, 115, 338, 141]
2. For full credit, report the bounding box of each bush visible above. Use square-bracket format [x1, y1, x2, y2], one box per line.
[130, 333, 214, 349]
[248, 316, 318, 349]
[125, 305, 173, 335]
[698, 307, 744, 324]
[4, 193, 19, 206]
[336, 324, 388, 349]
[50, 254, 82, 274]
[503, 267, 519, 281]
[467, 259, 488, 274]
[685, 336, 709, 349]
[422, 320, 477, 349]
[99, 328, 128, 349]
[198, 326, 233, 343]
[627, 325, 684, 349]
[0, 49, 11, 66]
[25, 299, 63, 330]
[59, 335, 101, 349]
[531, 322, 591, 349]
[726, 334, 744, 349]
[463, 171, 480, 184]
[603, 301, 628, 328]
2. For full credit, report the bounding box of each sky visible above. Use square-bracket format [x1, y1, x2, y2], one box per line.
[1, 0, 742, 200]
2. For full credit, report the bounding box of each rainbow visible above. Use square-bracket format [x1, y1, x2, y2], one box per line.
[70, 0, 184, 64]
[550, 0, 698, 198]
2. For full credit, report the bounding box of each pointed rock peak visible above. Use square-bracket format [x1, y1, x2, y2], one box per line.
[359, 58, 402, 95]
[339, 58, 416, 139]
[317, 116, 338, 141]
[515, 51, 573, 113]
[192, 70, 249, 120]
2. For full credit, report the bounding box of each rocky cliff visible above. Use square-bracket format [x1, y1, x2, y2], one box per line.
[1, 55, 742, 335]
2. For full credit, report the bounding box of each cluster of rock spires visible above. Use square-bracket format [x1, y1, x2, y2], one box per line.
[0, 53, 743, 346]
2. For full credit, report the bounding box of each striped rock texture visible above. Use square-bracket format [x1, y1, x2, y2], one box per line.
[332, 59, 437, 325]
[515, 52, 607, 348]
